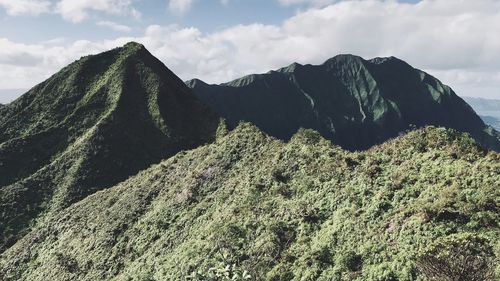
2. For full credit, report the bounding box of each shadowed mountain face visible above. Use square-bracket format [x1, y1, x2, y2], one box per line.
[0, 45, 498, 280]
[187, 55, 500, 151]
[0, 42, 220, 252]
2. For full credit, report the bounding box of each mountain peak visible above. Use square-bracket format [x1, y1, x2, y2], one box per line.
[115, 41, 150, 62]
[323, 54, 409, 69]
[0, 43, 220, 251]
[276, 62, 303, 73]
[122, 41, 145, 52]
[223, 74, 261, 87]
[93, 42, 149, 64]
[323, 54, 364, 65]
[369, 56, 399, 64]
[189, 54, 500, 152]
[185, 78, 209, 88]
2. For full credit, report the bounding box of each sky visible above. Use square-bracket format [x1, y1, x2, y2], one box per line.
[0, 0, 499, 103]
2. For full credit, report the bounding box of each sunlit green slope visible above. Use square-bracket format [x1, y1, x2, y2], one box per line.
[0, 42, 219, 252]
[1, 124, 497, 280]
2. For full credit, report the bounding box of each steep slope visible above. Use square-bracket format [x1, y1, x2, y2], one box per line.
[0, 42, 220, 252]
[187, 55, 500, 151]
[1, 124, 497, 280]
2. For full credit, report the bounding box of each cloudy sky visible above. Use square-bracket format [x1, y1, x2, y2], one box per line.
[0, 0, 499, 103]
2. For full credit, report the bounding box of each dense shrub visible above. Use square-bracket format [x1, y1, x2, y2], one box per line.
[0, 125, 498, 281]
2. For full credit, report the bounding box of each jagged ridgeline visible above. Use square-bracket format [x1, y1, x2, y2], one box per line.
[1, 124, 498, 280]
[0, 42, 220, 252]
[187, 56, 500, 151]
[0, 43, 499, 281]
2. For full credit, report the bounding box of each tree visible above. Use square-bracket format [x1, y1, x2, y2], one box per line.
[416, 233, 496, 281]
[187, 263, 251, 281]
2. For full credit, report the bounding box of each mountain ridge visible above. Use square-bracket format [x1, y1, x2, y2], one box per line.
[187, 54, 500, 152]
[0, 44, 498, 280]
[0, 42, 220, 252]
[1, 123, 497, 280]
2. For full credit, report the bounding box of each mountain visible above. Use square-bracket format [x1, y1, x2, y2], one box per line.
[1, 124, 497, 280]
[0, 42, 220, 252]
[480, 115, 500, 131]
[463, 97, 500, 130]
[187, 55, 500, 151]
[0, 44, 498, 281]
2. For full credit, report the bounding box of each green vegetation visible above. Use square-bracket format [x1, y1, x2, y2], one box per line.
[0, 42, 219, 252]
[188, 55, 500, 151]
[0, 43, 498, 280]
[1, 123, 498, 280]
[416, 233, 496, 281]
[188, 263, 252, 280]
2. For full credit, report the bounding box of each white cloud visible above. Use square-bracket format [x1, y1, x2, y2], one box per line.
[0, 0, 141, 22]
[168, 0, 193, 13]
[55, 0, 139, 22]
[0, 89, 24, 103]
[97, 20, 132, 32]
[130, 7, 141, 20]
[277, 0, 337, 7]
[0, 38, 45, 66]
[1, 0, 500, 100]
[0, 37, 134, 94]
[0, 0, 51, 16]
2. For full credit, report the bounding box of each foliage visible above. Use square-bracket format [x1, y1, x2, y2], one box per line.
[0, 124, 498, 281]
[187, 264, 251, 281]
[416, 233, 496, 281]
[0, 43, 499, 281]
[0, 42, 219, 252]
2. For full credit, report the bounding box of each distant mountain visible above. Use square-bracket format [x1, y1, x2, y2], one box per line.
[1, 124, 497, 280]
[0, 44, 498, 281]
[463, 97, 500, 130]
[479, 115, 500, 131]
[463, 96, 500, 111]
[188, 55, 500, 151]
[0, 42, 220, 252]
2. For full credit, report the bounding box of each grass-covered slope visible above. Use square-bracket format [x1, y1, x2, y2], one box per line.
[1, 124, 497, 280]
[0, 42, 219, 252]
[187, 55, 500, 152]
